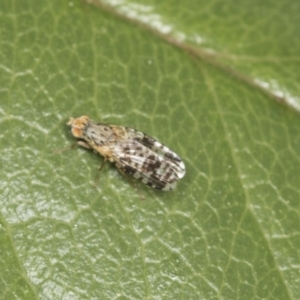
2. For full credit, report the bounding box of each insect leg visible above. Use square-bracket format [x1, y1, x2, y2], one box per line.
[94, 158, 108, 188]
[77, 141, 92, 149]
[53, 142, 79, 154]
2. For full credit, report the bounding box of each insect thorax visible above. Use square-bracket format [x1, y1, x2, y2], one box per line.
[84, 123, 116, 146]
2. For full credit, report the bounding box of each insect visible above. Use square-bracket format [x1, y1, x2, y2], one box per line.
[67, 116, 185, 191]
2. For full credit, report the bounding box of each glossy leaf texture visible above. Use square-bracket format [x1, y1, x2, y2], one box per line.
[0, 0, 299, 299]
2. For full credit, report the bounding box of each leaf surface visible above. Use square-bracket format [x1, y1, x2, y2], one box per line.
[0, 0, 299, 299]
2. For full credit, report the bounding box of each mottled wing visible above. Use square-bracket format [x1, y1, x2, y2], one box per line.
[111, 141, 181, 191]
[127, 128, 186, 179]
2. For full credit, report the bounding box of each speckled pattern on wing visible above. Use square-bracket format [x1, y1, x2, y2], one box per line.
[67, 116, 186, 191]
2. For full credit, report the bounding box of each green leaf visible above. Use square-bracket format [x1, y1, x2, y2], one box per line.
[1, 0, 299, 299]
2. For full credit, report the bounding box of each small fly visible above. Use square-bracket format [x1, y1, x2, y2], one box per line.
[67, 116, 185, 190]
